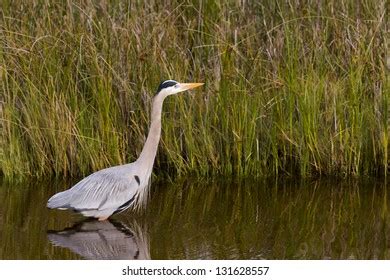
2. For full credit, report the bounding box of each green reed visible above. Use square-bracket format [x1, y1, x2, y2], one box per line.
[1, 0, 388, 178]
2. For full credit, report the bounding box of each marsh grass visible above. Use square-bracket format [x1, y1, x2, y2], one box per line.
[1, 0, 388, 178]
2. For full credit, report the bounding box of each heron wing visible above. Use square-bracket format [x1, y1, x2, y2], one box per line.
[67, 164, 139, 211]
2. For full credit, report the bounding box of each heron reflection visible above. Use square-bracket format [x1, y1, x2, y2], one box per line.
[47, 219, 149, 260]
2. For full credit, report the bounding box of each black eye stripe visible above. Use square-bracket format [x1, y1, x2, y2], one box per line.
[161, 81, 177, 88]
[156, 80, 178, 94]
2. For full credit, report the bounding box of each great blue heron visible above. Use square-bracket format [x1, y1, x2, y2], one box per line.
[47, 80, 204, 220]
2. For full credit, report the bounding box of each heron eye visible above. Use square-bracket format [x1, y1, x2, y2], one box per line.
[174, 84, 179, 88]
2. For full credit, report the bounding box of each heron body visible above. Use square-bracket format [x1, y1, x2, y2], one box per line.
[47, 80, 203, 220]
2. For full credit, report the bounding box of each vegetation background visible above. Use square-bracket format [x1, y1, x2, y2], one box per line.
[1, 0, 388, 179]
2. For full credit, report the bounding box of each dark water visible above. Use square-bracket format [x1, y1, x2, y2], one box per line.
[0, 177, 389, 259]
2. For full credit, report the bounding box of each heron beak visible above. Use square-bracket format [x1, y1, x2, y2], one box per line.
[178, 82, 204, 92]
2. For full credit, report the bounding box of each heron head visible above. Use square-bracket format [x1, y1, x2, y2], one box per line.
[156, 80, 204, 97]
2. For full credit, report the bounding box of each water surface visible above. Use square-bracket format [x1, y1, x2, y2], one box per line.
[0, 177, 389, 259]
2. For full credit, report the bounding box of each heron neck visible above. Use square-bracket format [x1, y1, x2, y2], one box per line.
[136, 95, 165, 171]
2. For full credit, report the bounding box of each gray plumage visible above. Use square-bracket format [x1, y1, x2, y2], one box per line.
[47, 164, 139, 218]
[47, 80, 203, 220]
